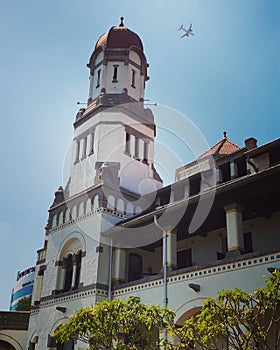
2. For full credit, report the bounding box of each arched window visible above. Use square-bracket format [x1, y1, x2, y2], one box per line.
[71, 205, 77, 220]
[128, 253, 143, 282]
[64, 254, 73, 292]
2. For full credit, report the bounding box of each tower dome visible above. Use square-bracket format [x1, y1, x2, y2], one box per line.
[95, 17, 144, 52]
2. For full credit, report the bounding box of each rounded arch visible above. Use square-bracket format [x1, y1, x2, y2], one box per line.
[92, 194, 99, 209]
[0, 333, 24, 350]
[126, 202, 134, 215]
[85, 198, 92, 214]
[56, 232, 86, 293]
[71, 205, 77, 220]
[58, 211, 64, 225]
[49, 318, 75, 350]
[64, 208, 70, 222]
[78, 201, 84, 217]
[117, 198, 124, 212]
[174, 297, 206, 326]
[58, 232, 86, 260]
[107, 194, 115, 210]
[52, 214, 57, 228]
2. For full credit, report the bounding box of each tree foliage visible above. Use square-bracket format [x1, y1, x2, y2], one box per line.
[172, 270, 280, 350]
[54, 296, 175, 349]
[16, 295, 32, 311]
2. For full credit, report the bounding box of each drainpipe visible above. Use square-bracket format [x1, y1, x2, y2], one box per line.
[108, 236, 113, 301]
[154, 215, 168, 347]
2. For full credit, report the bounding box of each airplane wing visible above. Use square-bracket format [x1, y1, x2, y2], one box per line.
[180, 33, 188, 38]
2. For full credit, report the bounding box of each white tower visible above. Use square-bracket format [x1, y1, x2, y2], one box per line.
[26, 18, 162, 349]
[69, 16, 162, 198]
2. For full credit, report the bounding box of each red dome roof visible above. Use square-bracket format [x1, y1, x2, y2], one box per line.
[95, 18, 144, 52]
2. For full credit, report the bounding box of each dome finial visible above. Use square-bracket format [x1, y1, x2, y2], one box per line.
[120, 16, 124, 27]
[223, 131, 227, 139]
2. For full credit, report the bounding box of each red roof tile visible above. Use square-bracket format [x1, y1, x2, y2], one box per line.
[199, 133, 241, 158]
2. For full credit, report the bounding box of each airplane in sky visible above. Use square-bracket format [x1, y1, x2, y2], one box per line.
[178, 23, 194, 38]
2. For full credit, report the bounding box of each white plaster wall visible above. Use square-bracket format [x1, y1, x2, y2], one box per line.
[89, 51, 104, 101]
[113, 255, 279, 324]
[248, 152, 270, 173]
[244, 211, 280, 251]
[104, 61, 125, 94]
[41, 215, 106, 298]
[69, 110, 161, 197]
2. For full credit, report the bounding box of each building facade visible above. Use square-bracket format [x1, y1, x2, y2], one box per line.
[25, 19, 280, 349]
[10, 267, 35, 311]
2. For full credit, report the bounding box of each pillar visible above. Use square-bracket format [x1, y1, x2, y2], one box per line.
[112, 248, 126, 284]
[71, 255, 78, 289]
[167, 229, 177, 270]
[224, 203, 244, 254]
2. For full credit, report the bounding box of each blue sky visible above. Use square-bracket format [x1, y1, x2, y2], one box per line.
[0, 0, 279, 310]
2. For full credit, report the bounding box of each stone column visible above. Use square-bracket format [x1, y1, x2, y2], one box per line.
[71, 255, 78, 289]
[167, 229, 177, 270]
[224, 203, 244, 254]
[112, 248, 126, 284]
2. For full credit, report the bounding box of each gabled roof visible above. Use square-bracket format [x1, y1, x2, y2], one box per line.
[199, 132, 241, 158]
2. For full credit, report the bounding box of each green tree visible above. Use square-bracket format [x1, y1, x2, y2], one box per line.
[171, 270, 280, 350]
[16, 295, 32, 311]
[54, 296, 175, 349]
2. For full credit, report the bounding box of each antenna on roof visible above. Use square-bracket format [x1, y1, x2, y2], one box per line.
[120, 16, 125, 27]
[223, 131, 227, 139]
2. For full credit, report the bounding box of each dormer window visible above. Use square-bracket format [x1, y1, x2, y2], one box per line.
[112, 65, 118, 82]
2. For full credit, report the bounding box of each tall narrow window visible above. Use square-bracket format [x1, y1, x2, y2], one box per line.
[143, 142, 148, 163]
[82, 137, 87, 159]
[96, 69, 101, 88]
[113, 65, 118, 82]
[131, 69, 136, 88]
[74, 140, 80, 163]
[134, 137, 139, 159]
[74, 251, 82, 289]
[177, 249, 192, 269]
[244, 232, 253, 254]
[64, 255, 73, 292]
[128, 253, 143, 282]
[89, 132, 94, 154]
[125, 132, 131, 154]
